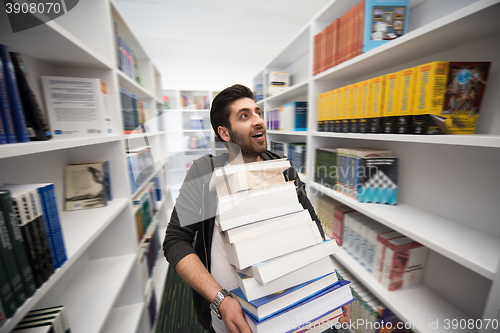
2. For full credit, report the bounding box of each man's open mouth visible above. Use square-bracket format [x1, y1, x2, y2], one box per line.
[252, 131, 264, 138]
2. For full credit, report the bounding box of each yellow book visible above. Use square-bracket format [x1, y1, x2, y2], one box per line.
[317, 92, 325, 131]
[341, 85, 352, 132]
[395, 67, 418, 133]
[335, 88, 343, 132]
[358, 80, 371, 133]
[328, 89, 336, 132]
[381, 72, 399, 133]
[350, 82, 361, 132]
[324, 91, 332, 131]
[368, 75, 385, 133]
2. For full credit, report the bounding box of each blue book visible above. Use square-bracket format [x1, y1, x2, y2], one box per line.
[232, 272, 339, 321]
[243, 280, 354, 333]
[363, 0, 411, 54]
[0, 55, 17, 143]
[0, 99, 6, 144]
[0, 45, 30, 142]
[293, 102, 308, 131]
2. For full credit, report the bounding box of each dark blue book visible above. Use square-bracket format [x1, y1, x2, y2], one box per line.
[0, 98, 6, 144]
[243, 280, 354, 333]
[0, 56, 17, 143]
[0, 45, 30, 142]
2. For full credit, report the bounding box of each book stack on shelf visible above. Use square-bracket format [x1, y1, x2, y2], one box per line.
[315, 147, 398, 205]
[119, 88, 151, 135]
[209, 159, 354, 333]
[266, 102, 307, 132]
[317, 61, 491, 135]
[270, 141, 307, 176]
[0, 45, 52, 144]
[180, 94, 209, 110]
[113, 22, 142, 86]
[11, 305, 71, 333]
[0, 187, 68, 321]
[132, 182, 157, 244]
[313, 0, 410, 76]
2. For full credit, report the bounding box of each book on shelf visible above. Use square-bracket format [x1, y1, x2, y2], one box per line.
[316, 196, 344, 240]
[332, 206, 356, 247]
[127, 147, 155, 194]
[19, 305, 71, 333]
[243, 280, 353, 333]
[357, 157, 398, 205]
[0, 190, 36, 298]
[0, 44, 30, 142]
[0, 183, 67, 270]
[41, 76, 112, 137]
[10, 52, 51, 141]
[373, 231, 404, 283]
[225, 218, 323, 270]
[146, 281, 158, 329]
[240, 239, 340, 285]
[314, 148, 337, 189]
[14, 310, 66, 333]
[232, 272, 339, 321]
[236, 255, 338, 302]
[0, 49, 17, 144]
[381, 236, 428, 291]
[64, 162, 107, 211]
[268, 71, 289, 97]
[0, 253, 17, 319]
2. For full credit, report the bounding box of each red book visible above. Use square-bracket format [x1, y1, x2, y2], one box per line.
[332, 205, 355, 246]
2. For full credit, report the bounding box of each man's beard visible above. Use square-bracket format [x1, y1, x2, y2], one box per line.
[227, 127, 267, 159]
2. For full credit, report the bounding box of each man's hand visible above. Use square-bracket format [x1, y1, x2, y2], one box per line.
[219, 296, 252, 333]
[338, 304, 351, 324]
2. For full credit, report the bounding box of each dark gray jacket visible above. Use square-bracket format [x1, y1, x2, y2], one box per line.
[162, 150, 324, 329]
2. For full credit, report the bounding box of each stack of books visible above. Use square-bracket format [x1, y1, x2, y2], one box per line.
[12, 305, 71, 332]
[209, 158, 355, 333]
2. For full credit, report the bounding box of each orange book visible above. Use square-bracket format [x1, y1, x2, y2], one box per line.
[325, 23, 333, 72]
[313, 34, 318, 75]
[332, 19, 340, 67]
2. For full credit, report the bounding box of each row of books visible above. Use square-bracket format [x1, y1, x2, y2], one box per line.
[0, 186, 68, 321]
[314, 147, 398, 205]
[313, 0, 410, 76]
[269, 141, 306, 176]
[266, 101, 308, 132]
[140, 222, 161, 280]
[127, 146, 155, 195]
[113, 22, 142, 86]
[133, 181, 160, 244]
[120, 87, 151, 135]
[184, 135, 209, 150]
[180, 95, 209, 110]
[317, 61, 491, 135]
[64, 161, 112, 211]
[0, 45, 52, 144]
[209, 159, 354, 332]
[318, 196, 428, 292]
[8, 305, 71, 332]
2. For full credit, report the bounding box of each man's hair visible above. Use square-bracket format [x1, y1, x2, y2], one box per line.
[210, 84, 255, 141]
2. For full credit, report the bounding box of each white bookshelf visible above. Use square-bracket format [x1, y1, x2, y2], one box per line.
[0, 1, 169, 332]
[254, 0, 500, 331]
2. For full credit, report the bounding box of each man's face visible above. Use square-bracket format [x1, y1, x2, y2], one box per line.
[223, 97, 267, 157]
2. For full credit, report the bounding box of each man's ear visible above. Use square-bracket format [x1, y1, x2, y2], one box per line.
[218, 126, 230, 142]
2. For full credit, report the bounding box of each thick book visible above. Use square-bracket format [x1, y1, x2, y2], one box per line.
[0, 246, 17, 318]
[23, 305, 71, 333]
[288, 307, 343, 333]
[373, 231, 404, 282]
[10, 52, 52, 141]
[357, 157, 398, 205]
[242, 239, 340, 285]
[0, 54, 17, 143]
[41, 76, 112, 137]
[233, 272, 339, 321]
[236, 256, 338, 302]
[65, 163, 106, 211]
[0, 190, 36, 297]
[243, 280, 354, 333]
[209, 158, 291, 195]
[225, 209, 313, 244]
[0, 44, 30, 142]
[225, 220, 323, 270]
[216, 182, 301, 231]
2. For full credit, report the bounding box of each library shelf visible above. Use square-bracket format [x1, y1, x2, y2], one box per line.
[101, 303, 145, 333]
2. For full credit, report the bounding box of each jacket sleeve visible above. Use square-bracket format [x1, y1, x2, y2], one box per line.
[163, 161, 206, 269]
[285, 162, 326, 239]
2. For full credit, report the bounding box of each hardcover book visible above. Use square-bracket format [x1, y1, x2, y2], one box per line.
[65, 163, 106, 211]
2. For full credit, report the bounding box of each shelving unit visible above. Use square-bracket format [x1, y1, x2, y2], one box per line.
[0, 1, 169, 332]
[254, 0, 500, 331]
[162, 89, 227, 203]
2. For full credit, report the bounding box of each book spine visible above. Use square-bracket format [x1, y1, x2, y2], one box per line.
[0, 192, 36, 297]
[47, 185, 67, 266]
[0, 94, 6, 144]
[0, 257, 17, 318]
[0, 54, 17, 143]
[0, 45, 30, 142]
[10, 52, 51, 141]
[0, 195, 27, 306]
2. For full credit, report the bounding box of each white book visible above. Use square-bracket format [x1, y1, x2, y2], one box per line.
[361, 224, 392, 272]
[225, 220, 322, 270]
[216, 182, 300, 231]
[225, 209, 312, 244]
[343, 212, 364, 255]
[42, 76, 112, 137]
[243, 239, 340, 285]
[236, 256, 337, 301]
[372, 231, 403, 282]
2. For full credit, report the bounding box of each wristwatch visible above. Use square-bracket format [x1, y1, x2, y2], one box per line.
[210, 289, 232, 320]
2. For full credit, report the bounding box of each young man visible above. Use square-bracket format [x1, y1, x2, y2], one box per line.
[163, 84, 350, 333]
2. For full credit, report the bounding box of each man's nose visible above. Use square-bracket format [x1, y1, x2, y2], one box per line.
[252, 113, 265, 127]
